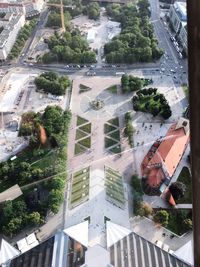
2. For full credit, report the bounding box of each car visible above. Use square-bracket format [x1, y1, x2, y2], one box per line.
[86, 71, 96, 76]
[65, 65, 69, 68]
[170, 69, 176, 73]
[170, 36, 175, 42]
[180, 66, 183, 69]
[179, 52, 183, 59]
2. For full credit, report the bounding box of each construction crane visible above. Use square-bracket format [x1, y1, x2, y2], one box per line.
[47, 0, 66, 33]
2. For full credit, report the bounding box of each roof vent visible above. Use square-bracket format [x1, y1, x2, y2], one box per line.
[182, 121, 187, 127]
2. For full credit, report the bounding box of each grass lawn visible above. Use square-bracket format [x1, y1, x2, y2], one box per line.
[70, 167, 90, 208]
[109, 145, 121, 154]
[182, 85, 189, 98]
[107, 130, 120, 141]
[75, 129, 88, 140]
[79, 123, 91, 134]
[104, 124, 117, 134]
[74, 143, 87, 155]
[108, 117, 119, 127]
[77, 116, 89, 126]
[106, 85, 118, 94]
[78, 137, 91, 148]
[167, 209, 192, 235]
[176, 167, 192, 204]
[105, 137, 118, 148]
[105, 166, 125, 207]
[79, 84, 91, 94]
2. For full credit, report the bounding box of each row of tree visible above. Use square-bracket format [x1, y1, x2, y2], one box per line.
[132, 88, 172, 119]
[104, 0, 163, 63]
[9, 19, 37, 59]
[42, 30, 96, 63]
[34, 71, 70, 96]
[124, 112, 135, 147]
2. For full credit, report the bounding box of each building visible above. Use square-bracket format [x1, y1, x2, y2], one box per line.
[87, 29, 96, 43]
[141, 118, 190, 195]
[169, 1, 188, 54]
[0, 12, 25, 60]
[0, 0, 44, 18]
[0, 221, 192, 267]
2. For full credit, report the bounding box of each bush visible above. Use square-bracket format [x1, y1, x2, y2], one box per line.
[182, 218, 193, 231]
[137, 202, 153, 217]
[124, 112, 135, 147]
[153, 210, 169, 227]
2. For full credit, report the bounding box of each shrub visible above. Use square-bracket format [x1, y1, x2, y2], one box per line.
[153, 210, 169, 227]
[137, 202, 153, 217]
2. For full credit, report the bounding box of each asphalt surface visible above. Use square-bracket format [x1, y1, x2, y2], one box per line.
[149, 0, 188, 85]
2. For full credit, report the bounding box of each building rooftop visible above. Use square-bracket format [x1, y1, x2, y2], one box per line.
[0, 13, 23, 48]
[150, 119, 189, 177]
[2, 220, 193, 267]
[174, 1, 187, 22]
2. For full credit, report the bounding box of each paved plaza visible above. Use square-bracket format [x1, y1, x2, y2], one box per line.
[65, 74, 189, 247]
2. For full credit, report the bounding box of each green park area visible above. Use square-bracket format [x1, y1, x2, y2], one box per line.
[105, 166, 125, 209]
[70, 167, 90, 209]
[176, 167, 192, 204]
[167, 209, 192, 235]
[0, 105, 71, 237]
[132, 88, 172, 119]
[75, 116, 91, 155]
[104, 1, 163, 63]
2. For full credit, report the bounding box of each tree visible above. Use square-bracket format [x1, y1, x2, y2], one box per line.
[169, 182, 186, 200]
[3, 217, 23, 237]
[161, 107, 172, 119]
[137, 202, 153, 217]
[125, 111, 132, 121]
[182, 218, 193, 231]
[27, 212, 42, 225]
[153, 210, 169, 226]
[88, 3, 100, 20]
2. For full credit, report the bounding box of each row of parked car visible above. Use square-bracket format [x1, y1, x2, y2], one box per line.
[169, 34, 183, 59]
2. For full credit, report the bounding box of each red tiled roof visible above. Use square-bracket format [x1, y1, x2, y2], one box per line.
[149, 123, 189, 177]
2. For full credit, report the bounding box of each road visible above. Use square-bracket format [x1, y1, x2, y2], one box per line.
[19, 8, 49, 65]
[149, 0, 188, 85]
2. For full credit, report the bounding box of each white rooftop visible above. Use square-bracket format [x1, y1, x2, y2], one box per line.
[106, 221, 131, 248]
[173, 240, 194, 266]
[17, 233, 39, 253]
[63, 220, 89, 248]
[0, 238, 20, 265]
